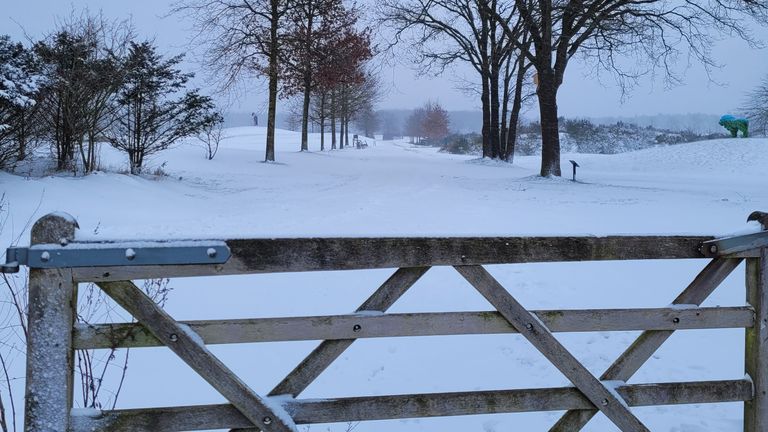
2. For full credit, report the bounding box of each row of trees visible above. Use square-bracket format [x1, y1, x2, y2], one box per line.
[174, 0, 376, 162]
[1, 0, 380, 173]
[286, 69, 382, 150]
[379, 0, 532, 164]
[8, 0, 764, 176]
[379, 0, 768, 176]
[0, 14, 221, 174]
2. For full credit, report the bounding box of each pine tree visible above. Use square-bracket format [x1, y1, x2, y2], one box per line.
[0, 35, 42, 167]
[107, 41, 217, 174]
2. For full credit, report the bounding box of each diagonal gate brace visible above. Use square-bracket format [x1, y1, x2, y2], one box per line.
[98, 281, 296, 432]
[269, 266, 431, 398]
[455, 265, 650, 432]
[230, 267, 430, 432]
[550, 257, 744, 431]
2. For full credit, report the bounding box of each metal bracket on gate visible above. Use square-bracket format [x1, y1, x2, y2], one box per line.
[700, 230, 768, 257]
[1, 240, 231, 274]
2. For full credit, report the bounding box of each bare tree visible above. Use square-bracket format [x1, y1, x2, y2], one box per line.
[498, 25, 534, 162]
[198, 110, 225, 159]
[743, 76, 768, 136]
[172, 0, 295, 162]
[34, 32, 95, 171]
[405, 106, 426, 143]
[492, 0, 768, 176]
[74, 279, 170, 409]
[341, 70, 382, 144]
[305, 41, 375, 150]
[378, 0, 527, 159]
[33, 10, 133, 174]
[422, 100, 451, 142]
[313, 24, 373, 149]
[281, 0, 351, 151]
[309, 89, 329, 149]
[284, 97, 304, 132]
[75, 14, 133, 174]
[355, 105, 379, 138]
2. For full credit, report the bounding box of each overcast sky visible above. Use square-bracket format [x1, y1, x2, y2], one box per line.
[4, 0, 768, 117]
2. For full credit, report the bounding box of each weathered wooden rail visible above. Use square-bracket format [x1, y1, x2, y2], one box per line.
[10, 211, 768, 431]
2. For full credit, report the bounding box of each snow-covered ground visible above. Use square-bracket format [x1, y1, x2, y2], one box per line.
[1, 127, 767, 431]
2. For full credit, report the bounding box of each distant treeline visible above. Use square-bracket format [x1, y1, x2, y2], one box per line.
[243, 110, 727, 137]
[225, 109, 483, 136]
[437, 118, 729, 156]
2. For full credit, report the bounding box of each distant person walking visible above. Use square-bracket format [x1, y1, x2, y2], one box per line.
[252, 112, 259, 126]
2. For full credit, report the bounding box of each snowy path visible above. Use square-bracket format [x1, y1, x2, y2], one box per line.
[1, 128, 767, 431]
[2, 129, 765, 241]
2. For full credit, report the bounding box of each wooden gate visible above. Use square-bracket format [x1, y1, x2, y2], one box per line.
[12, 211, 768, 432]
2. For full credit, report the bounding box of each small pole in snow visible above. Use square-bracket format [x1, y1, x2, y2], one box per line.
[569, 160, 579, 182]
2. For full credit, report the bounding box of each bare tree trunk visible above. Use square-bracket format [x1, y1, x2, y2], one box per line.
[132, 100, 143, 173]
[78, 140, 88, 173]
[265, 0, 280, 162]
[320, 93, 326, 151]
[330, 92, 337, 150]
[300, 13, 313, 152]
[320, 118, 325, 150]
[344, 112, 350, 147]
[537, 71, 561, 176]
[89, 133, 96, 171]
[17, 110, 27, 161]
[489, 15, 501, 159]
[78, 129, 97, 174]
[320, 120, 325, 150]
[479, 18, 491, 159]
[344, 106, 349, 147]
[500, 62, 511, 158]
[128, 150, 138, 174]
[490, 61, 501, 159]
[505, 98, 520, 163]
[532, 0, 561, 176]
[18, 136, 26, 161]
[338, 95, 344, 148]
[499, 93, 509, 160]
[480, 74, 491, 158]
[301, 84, 311, 152]
[505, 52, 527, 163]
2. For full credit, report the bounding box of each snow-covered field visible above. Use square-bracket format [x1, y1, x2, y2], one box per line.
[1, 127, 767, 431]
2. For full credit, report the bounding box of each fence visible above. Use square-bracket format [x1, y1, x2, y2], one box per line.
[5, 211, 768, 432]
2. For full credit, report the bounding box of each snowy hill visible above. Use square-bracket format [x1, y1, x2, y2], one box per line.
[1, 128, 766, 431]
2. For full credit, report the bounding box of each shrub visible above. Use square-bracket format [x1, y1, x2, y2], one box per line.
[439, 133, 481, 155]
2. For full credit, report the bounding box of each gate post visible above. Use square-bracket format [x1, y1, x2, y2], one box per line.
[24, 213, 78, 432]
[745, 217, 768, 432]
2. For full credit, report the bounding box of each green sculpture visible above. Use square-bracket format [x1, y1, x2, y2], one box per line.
[719, 115, 749, 138]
